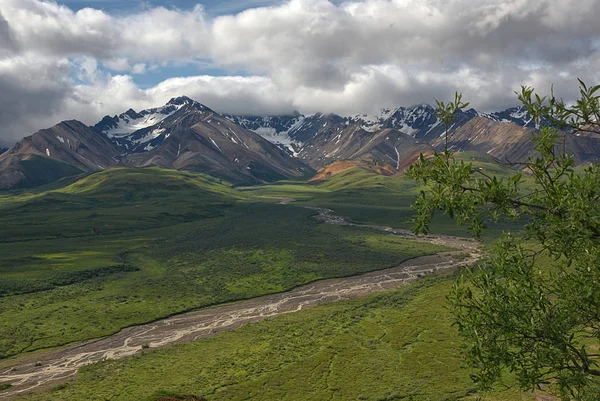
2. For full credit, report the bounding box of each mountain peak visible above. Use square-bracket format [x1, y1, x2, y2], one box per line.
[124, 108, 142, 119]
[165, 96, 213, 113]
[480, 105, 543, 129]
[409, 103, 434, 110]
[167, 96, 196, 106]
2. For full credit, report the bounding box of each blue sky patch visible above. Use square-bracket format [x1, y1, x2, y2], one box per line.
[58, 0, 288, 16]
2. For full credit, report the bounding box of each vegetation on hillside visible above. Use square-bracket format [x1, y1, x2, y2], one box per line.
[245, 156, 523, 240]
[18, 156, 84, 188]
[0, 168, 448, 358]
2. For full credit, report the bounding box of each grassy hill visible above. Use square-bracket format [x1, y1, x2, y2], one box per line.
[18, 155, 85, 188]
[0, 167, 242, 242]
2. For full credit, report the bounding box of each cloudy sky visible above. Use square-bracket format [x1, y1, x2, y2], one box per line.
[0, 0, 599, 146]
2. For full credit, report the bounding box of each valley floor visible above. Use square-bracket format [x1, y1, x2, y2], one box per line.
[0, 206, 478, 399]
[0, 166, 541, 401]
[8, 278, 536, 401]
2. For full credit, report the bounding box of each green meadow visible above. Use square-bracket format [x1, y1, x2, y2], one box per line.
[245, 152, 524, 239]
[17, 278, 533, 401]
[0, 167, 448, 359]
[0, 159, 539, 400]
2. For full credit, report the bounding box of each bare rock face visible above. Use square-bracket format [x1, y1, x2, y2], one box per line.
[0, 120, 121, 189]
[433, 117, 600, 164]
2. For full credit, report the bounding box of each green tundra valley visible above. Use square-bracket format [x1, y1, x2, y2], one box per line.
[1, 2, 600, 399]
[0, 157, 538, 400]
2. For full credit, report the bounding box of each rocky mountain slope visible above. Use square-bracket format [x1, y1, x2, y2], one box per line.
[481, 105, 548, 129]
[434, 117, 600, 164]
[227, 104, 541, 169]
[348, 104, 479, 141]
[119, 100, 312, 184]
[2, 97, 599, 189]
[232, 104, 600, 171]
[0, 120, 122, 188]
[292, 120, 432, 170]
[0, 98, 312, 188]
[223, 114, 304, 152]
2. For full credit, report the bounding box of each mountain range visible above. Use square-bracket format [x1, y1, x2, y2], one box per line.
[1, 96, 599, 189]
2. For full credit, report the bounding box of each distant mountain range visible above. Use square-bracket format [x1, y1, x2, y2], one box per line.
[1, 97, 599, 189]
[0, 97, 312, 189]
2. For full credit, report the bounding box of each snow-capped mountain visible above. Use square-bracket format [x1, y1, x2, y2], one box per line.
[0, 97, 313, 188]
[224, 103, 545, 155]
[480, 105, 544, 129]
[348, 108, 399, 132]
[350, 104, 439, 135]
[348, 104, 479, 141]
[96, 99, 184, 136]
[94, 96, 214, 152]
[3, 95, 599, 190]
[220, 104, 539, 170]
[93, 96, 312, 183]
[242, 112, 434, 169]
[223, 114, 306, 155]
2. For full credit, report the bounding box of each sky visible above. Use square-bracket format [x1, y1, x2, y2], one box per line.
[59, 1, 301, 16]
[0, 0, 599, 146]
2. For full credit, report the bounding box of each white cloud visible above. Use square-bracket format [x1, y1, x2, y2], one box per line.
[131, 63, 147, 75]
[147, 75, 295, 115]
[0, 0, 599, 145]
[0, 0, 211, 61]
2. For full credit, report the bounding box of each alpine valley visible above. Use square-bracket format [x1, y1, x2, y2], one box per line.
[1, 95, 599, 401]
[2, 96, 600, 190]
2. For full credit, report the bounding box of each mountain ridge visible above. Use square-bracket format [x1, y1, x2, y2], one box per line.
[2, 97, 599, 189]
[0, 98, 313, 188]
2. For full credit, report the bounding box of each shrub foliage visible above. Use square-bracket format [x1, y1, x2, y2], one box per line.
[409, 80, 600, 400]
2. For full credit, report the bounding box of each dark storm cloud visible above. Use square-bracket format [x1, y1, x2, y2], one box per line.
[0, 58, 74, 146]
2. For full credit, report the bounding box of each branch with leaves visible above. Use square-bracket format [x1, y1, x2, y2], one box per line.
[435, 92, 470, 154]
[409, 81, 600, 400]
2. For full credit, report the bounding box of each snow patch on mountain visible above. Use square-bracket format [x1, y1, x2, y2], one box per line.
[253, 127, 297, 147]
[210, 138, 222, 152]
[94, 96, 210, 153]
[133, 128, 166, 145]
[349, 104, 442, 137]
[225, 114, 305, 147]
[480, 105, 542, 129]
[351, 107, 398, 132]
[103, 104, 185, 138]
